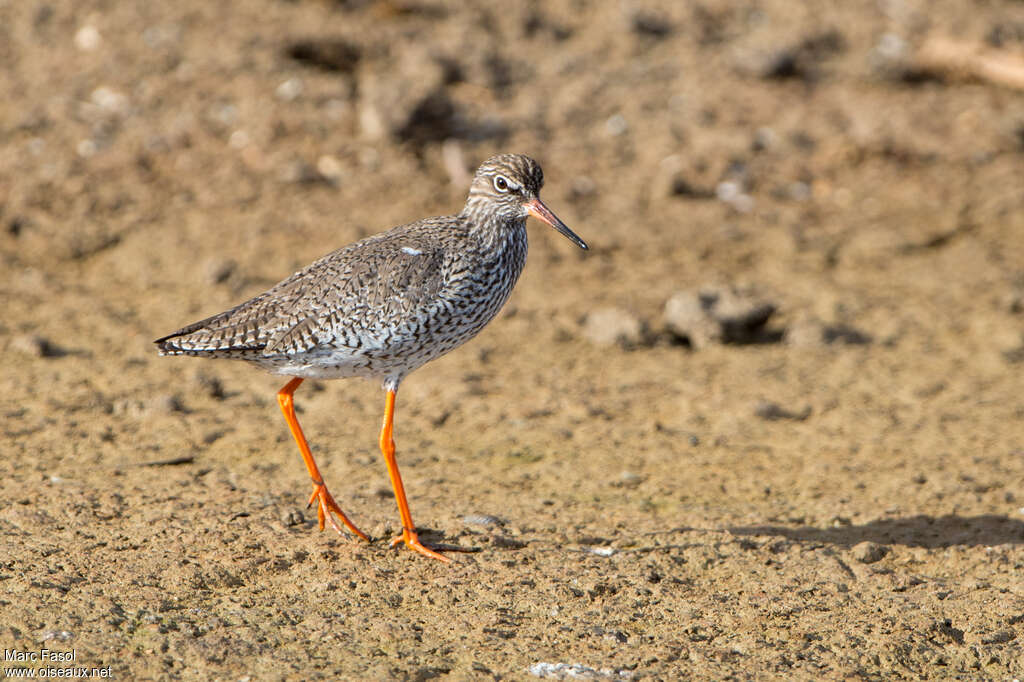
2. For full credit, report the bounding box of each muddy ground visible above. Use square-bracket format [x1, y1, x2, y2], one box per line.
[2, 0, 1024, 679]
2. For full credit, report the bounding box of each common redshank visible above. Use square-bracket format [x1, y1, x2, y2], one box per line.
[155, 154, 587, 562]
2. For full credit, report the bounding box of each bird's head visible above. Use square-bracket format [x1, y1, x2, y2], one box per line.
[465, 154, 588, 250]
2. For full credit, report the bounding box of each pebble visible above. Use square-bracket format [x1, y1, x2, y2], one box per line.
[228, 130, 250, 149]
[630, 11, 672, 38]
[715, 180, 755, 212]
[315, 155, 343, 185]
[74, 25, 101, 51]
[981, 630, 1016, 644]
[193, 371, 227, 400]
[785, 314, 825, 348]
[492, 535, 527, 549]
[605, 114, 628, 136]
[528, 662, 631, 680]
[275, 77, 303, 102]
[869, 33, 910, 78]
[785, 316, 874, 348]
[617, 471, 644, 488]
[652, 161, 712, 200]
[754, 400, 811, 421]
[76, 139, 97, 157]
[280, 509, 305, 527]
[11, 334, 62, 358]
[581, 307, 644, 348]
[204, 258, 236, 284]
[663, 286, 777, 348]
[851, 541, 888, 564]
[90, 86, 128, 115]
[463, 514, 503, 527]
[570, 175, 597, 199]
[149, 394, 186, 414]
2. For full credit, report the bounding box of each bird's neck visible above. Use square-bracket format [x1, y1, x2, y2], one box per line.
[460, 205, 527, 254]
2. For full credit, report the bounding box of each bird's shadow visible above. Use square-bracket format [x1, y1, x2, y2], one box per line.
[729, 514, 1024, 548]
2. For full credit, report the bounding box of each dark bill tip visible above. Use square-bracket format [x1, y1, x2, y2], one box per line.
[525, 198, 588, 250]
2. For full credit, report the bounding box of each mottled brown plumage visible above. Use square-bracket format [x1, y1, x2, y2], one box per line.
[155, 153, 587, 561]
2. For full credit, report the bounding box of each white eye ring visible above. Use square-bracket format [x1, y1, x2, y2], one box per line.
[493, 175, 512, 193]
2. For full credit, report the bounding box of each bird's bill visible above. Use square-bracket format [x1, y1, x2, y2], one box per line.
[525, 198, 588, 250]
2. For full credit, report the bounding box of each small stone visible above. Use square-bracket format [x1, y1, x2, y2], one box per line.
[786, 181, 811, 201]
[822, 324, 872, 345]
[929, 619, 965, 645]
[280, 509, 305, 527]
[663, 291, 716, 349]
[664, 286, 778, 348]
[193, 371, 227, 399]
[148, 394, 185, 414]
[285, 38, 360, 73]
[981, 629, 1015, 644]
[76, 139, 97, 157]
[716, 180, 754, 212]
[581, 307, 644, 349]
[463, 514, 503, 527]
[869, 33, 910, 78]
[202, 430, 225, 445]
[752, 127, 778, 151]
[275, 77, 303, 102]
[90, 86, 128, 114]
[279, 160, 321, 185]
[204, 258, 236, 285]
[653, 156, 712, 199]
[315, 155, 343, 185]
[492, 535, 526, 549]
[11, 334, 62, 358]
[617, 471, 644, 488]
[570, 175, 596, 199]
[605, 114, 628, 136]
[851, 541, 888, 564]
[228, 130, 250, 149]
[631, 11, 671, 37]
[785, 315, 825, 348]
[754, 400, 811, 421]
[74, 25, 101, 51]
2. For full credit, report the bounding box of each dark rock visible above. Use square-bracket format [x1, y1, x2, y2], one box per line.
[754, 401, 811, 421]
[285, 39, 360, 73]
[930, 619, 965, 645]
[631, 11, 672, 38]
[740, 29, 846, 81]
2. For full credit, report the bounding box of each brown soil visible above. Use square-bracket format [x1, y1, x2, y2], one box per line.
[3, 1, 1023, 679]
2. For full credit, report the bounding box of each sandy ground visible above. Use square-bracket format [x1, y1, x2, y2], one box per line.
[2, 0, 1024, 679]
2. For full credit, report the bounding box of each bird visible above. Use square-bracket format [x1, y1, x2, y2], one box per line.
[155, 153, 588, 562]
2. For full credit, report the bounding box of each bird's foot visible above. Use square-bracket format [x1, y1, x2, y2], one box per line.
[390, 528, 450, 563]
[307, 481, 369, 542]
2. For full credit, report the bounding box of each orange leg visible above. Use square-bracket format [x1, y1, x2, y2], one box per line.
[277, 377, 369, 542]
[379, 389, 449, 562]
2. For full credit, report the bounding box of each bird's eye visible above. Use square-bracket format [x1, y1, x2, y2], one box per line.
[493, 175, 510, 192]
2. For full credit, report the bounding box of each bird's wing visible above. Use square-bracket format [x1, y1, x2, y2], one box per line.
[263, 232, 449, 355]
[153, 266, 315, 354]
